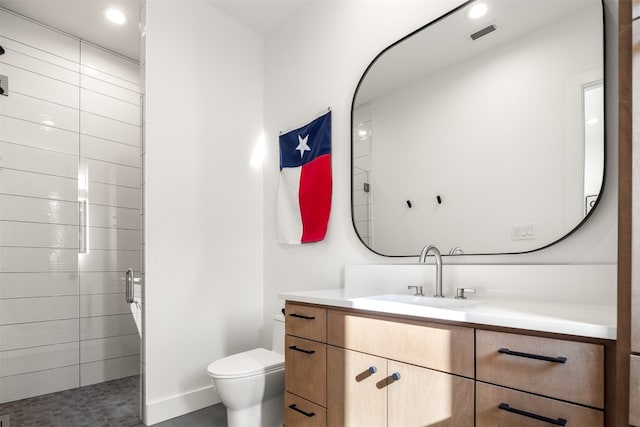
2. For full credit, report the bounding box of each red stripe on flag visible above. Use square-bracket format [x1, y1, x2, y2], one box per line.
[299, 154, 332, 243]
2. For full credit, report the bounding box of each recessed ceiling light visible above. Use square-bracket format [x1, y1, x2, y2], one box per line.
[467, 3, 488, 20]
[104, 7, 128, 25]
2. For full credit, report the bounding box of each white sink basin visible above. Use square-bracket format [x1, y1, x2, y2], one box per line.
[364, 294, 481, 309]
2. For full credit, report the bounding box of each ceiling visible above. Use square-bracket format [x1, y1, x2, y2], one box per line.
[0, 0, 306, 62]
[0, 0, 141, 60]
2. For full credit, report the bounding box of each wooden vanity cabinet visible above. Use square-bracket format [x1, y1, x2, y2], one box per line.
[326, 310, 475, 427]
[477, 330, 605, 408]
[326, 346, 475, 427]
[386, 360, 474, 426]
[285, 392, 326, 427]
[285, 335, 326, 406]
[285, 302, 607, 427]
[327, 310, 474, 377]
[476, 382, 604, 426]
[476, 330, 605, 426]
[327, 346, 387, 427]
[284, 303, 328, 426]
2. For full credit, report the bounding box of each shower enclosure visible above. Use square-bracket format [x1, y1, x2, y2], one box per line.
[0, 8, 142, 425]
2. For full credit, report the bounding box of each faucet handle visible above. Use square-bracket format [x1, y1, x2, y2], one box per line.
[407, 285, 424, 296]
[455, 288, 476, 299]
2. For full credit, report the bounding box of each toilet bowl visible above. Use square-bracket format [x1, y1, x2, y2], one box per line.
[207, 315, 285, 427]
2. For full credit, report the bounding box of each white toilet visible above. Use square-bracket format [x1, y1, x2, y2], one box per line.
[207, 314, 285, 427]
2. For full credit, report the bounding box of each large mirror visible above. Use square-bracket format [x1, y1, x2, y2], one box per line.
[351, 0, 604, 256]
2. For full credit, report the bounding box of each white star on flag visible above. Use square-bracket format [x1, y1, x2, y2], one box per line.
[295, 134, 311, 158]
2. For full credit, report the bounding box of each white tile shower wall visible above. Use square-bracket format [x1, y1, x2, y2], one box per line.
[0, 9, 141, 403]
[0, 9, 81, 402]
[352, 103, 372, 246]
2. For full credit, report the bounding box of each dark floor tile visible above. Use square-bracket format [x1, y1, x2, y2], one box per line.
[1, 376, 229, 427]
[0, 376, 140, 427]
[132, 404, 228, 427]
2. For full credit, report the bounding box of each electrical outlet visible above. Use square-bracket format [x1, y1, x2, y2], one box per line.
[512, 224, 536, 240]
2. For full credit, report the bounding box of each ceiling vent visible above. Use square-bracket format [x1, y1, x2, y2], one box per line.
[470, 24, 497, 41]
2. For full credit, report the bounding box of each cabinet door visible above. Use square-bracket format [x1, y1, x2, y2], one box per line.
[328, 311, 474, 377]
[327, 346, 386, 427]
[387, 361, 474, 427]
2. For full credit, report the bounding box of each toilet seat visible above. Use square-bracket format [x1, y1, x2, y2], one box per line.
[207, 348, 284, 379]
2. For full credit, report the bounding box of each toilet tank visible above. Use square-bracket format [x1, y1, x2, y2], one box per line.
[272, 314, 285, 355]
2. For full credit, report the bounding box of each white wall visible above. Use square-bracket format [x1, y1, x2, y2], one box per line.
[262, 0, 619, 347]
[143, 0, 264, 424]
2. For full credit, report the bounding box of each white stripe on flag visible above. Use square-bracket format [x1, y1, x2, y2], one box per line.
[277, 166, 303, 244]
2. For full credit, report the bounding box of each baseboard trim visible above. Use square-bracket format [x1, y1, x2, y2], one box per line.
[143, 384, 220, 425]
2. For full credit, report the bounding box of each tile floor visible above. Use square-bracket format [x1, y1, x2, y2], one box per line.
[0, 376, 140, 427]
[133, 405, 227, 427]
[0, 376, 228, 427]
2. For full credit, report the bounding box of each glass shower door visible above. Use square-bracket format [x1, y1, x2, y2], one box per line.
[76, 40, 143, 424]
[0, 10, 142, 426]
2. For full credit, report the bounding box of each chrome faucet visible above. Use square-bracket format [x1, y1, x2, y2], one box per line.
[407, 285, 424, 296]
[419, 244, 444, 298]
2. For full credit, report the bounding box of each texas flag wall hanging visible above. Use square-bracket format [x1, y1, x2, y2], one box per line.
[277, 110, 332, 244]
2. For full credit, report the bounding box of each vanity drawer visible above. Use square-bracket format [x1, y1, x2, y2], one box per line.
[285, 392, 326, 427]
[476, 382, 603, 427]
[285, 335, 327, 406]
[476, 330, 604, 408]
[285, 302, 327, 342]
[327, 310, 474, 378]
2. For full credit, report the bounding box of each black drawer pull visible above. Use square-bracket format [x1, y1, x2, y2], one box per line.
[498, 348, 567, 364]
[288, 345, 315, 354]
[289, 404, 316, 418]
[499, 403, 567, 426]
[289, 313, 315, 320]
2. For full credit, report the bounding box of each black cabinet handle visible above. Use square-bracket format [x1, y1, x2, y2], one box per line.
[498, 348, 567, 364]
[289, 313, 315, 320]
[499, 403, 567, 426]
[288, 404, 316, 418]
[289, 313, 316, 320]
[288, 345, 315, 354]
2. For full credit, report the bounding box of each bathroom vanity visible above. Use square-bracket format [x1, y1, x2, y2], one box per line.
[282, 295, 614, 427]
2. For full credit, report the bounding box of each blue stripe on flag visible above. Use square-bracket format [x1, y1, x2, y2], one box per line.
[279, 111, 331, 170]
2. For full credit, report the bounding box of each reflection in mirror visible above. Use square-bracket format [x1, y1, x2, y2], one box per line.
[352, 0, 604, 256]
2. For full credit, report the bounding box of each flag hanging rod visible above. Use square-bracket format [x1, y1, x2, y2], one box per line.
[279, 106, 331, 135]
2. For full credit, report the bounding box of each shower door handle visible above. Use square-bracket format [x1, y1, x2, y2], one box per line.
[125, 268, 135, 303]
[78, 200, 88, 254]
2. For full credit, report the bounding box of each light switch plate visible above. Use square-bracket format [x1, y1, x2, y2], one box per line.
[512, 224, 536, 240]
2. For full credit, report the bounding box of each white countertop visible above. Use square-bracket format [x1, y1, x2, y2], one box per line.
[279, 288, 617, 340]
